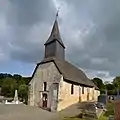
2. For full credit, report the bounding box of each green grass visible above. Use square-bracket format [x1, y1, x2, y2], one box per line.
[104, 101, 114, 117]
[99, 101, 115, 120]
[63, 118, 83, 120]
[98, 112, 108, 120]
[63, 114, 84, 120]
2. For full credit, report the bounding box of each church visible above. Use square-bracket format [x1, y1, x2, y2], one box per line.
[28, 16, 100, 111]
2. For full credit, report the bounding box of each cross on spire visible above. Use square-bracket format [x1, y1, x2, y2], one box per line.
[44, 7, 65, 49]
[44, 7, 65, 60]
[55, 7, 60, 20]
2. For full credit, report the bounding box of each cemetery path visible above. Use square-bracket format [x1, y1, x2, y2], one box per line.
[0, 102, 101, 120]
[0, 104, 59, 120]
[0, 103, 81, 120]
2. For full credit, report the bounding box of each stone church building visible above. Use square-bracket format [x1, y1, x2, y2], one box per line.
[28, 18, 100, 111]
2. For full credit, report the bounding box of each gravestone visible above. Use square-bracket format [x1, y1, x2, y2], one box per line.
[13, 90, 19, 104]
[98, 94, 108, 105]
[82, 103, 98, 120]
[108, 115, 114, 120]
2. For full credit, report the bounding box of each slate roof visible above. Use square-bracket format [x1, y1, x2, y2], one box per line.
[31, 18, 99, 90]
[89, 80, 99, 90]
[44, 19, 65, 48]
[32, 57, 97, 88]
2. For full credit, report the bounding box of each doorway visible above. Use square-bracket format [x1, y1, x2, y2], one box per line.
[42, 93, 47, 108]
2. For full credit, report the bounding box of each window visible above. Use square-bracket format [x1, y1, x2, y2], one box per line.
[71, 84, 74, 94]
[43, 82, 47, 91]
[82, 87, 84, 94]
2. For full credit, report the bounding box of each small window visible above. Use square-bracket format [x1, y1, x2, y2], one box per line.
[82, 87, 84, 94]
[43, 82, 47, 91]
[71, 84, 74, 94]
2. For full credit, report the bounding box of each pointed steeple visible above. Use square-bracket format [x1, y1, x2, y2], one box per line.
[44, 18, 65, 48]
[44, 10, 65, 61]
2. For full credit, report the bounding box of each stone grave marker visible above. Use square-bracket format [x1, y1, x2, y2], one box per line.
[82, 103, 98, 120]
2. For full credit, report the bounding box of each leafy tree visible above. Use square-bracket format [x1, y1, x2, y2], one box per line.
[105, 83, 114, 90]
[1, 77, 17, 97]
[13, 74, 22, 83]
[0, 73, 31, 102]
[18, 84, 28, 104]
[113, 76, 120, 88]
[92, 77, 105, 89]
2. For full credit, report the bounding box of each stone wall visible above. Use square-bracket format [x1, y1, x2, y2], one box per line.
[28, 62, 61, 110]
[57, 78, 80, 111]
[80, 87, 88, 101]
[57, 80, 100, 111]
[28, 61, 100, 111]
[94, 90, 100, 101]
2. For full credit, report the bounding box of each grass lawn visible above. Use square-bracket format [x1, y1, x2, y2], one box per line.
[63, 117, 83, 120]
[98, 101, 115, 120]
[98, 112, 108, 120]
[63, 118, 83, 120]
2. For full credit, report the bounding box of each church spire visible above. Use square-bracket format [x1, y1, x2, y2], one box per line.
[44, 10, 65, 48]
[44, 10, 65, 60]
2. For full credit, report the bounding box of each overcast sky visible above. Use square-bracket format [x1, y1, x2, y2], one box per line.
[0, 0, 120, 81]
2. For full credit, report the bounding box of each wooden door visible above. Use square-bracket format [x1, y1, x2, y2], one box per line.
[42, 93, 47, 107]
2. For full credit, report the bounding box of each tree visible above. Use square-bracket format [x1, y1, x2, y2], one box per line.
[113, 76, 120, 88]
[18, 84, 28, 104]
[106, 84, 114, 90]
[13, 74, 22, 83]
[92, 77, 105, 89]
[1, 77, 17, 97]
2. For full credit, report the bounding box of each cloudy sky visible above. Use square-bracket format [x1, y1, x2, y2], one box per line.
[0, 0, 120, 81]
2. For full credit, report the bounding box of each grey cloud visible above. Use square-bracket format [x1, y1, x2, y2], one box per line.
[0, 0, 56, 63]
[58, 0, 120, 78]
[7, 0, 56, 26]
[1, 0, 120, 79]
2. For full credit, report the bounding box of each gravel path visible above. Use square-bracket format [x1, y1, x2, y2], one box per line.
[0, 104, 81, 120]
[0, 104, 59, 120]
[0, 102, 101, 120]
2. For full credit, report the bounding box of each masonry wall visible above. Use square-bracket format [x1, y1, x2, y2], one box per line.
[80, 87, 88, 101]
[28, 62, 61, 110]
[94, 90, 100, 101]
[57, 78, 80, 111]
[57, 80, 100, 111]
[28, 62, 100, 111]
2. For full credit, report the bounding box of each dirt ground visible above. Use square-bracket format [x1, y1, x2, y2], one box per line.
[0, 102, 101, 120]
[0, 103, 81, 120]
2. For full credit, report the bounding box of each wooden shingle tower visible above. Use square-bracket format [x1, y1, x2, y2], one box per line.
[44, 13, 65, 61]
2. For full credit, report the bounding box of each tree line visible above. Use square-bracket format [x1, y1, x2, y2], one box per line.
[0, 73, 120, 104]
[0, 73, 31, 104]
[92, 77, 120, 95]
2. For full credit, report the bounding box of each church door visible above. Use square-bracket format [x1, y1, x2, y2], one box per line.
[42, 93, 47, 108]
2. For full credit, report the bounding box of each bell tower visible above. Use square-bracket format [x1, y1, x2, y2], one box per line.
[44, 12, 65, 61]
